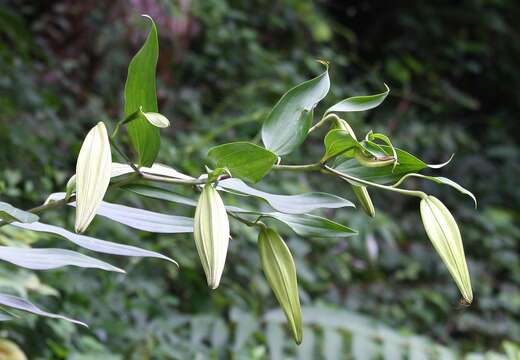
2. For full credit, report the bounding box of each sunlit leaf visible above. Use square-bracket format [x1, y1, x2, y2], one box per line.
[72, 200, 193, 234]
[75, 122, 112, 233]
[12, 221, 177, 265]
[262, 63, 330, 155]
[208, 142, 277, 183]
[258, 227, 302, 344]
[420, 196, 472, 303]
[124, 15, 160, 167]
[0, 293, 86, 326]
[123, 184, 197, 206]
[0, 246, 124, 273]
[124, 186, 356, 238]
[326, 84, 389, 113]
[0, 202, 38, 224]
[218, 178, 354, 214]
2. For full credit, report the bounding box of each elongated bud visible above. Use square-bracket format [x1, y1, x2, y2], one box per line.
[420, 195, 473, 303]
[75, 122, 112, 233]
[193, 183, 230, 289]
[258, 227, 303, 344]
[355, 149, 396, 168]
[352, 185, 375, 217]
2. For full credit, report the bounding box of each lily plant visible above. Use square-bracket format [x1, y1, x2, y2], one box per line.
[0, 15, 476, 344]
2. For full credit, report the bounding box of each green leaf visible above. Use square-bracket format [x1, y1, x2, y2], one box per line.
[124, 15, 160, 167]
[0, 246, 124, 273]
[333, 146, 428, 184]
[258, 227, 302, 344]
[208, 142, 277, 183]
[262, 64, 330, 155]
[322, 129, 360, 162]
[393, 174, 477, 208]
[0, 202, 38, 223]
[123, 184, 197, 206]
[326, 84, 389, 113]
[218, 178, 354, 214]
[258, 212, 356, 238]
[420, 196, 472, 303]
[12, 221, 177, 264]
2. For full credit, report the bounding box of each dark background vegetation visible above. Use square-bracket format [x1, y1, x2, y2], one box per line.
[0, 0, 519, 358]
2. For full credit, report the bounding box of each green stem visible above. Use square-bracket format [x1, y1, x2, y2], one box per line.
[228, 212, 259, 228]
[272, 163, 321, 172]
[109, 139, 141, 175]
[308, 113, 341, 134]
[322, 165, 426, 199]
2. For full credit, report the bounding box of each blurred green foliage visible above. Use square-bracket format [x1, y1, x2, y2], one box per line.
[0, 0, 519, 358]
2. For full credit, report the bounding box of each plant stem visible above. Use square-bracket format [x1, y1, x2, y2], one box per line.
[272, 163, 321, 172]
[322, 165, 426, 199]
[308, 113, 341, 133]
[110, 139, 141, 175]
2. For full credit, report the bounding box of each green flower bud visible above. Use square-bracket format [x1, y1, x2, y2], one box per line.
[194, 184, 230, 289]
[352, 184, 375, 218]
[258, 227, 302, 344]
[420, 195, 473, 303]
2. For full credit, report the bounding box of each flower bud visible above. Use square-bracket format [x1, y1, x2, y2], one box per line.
[193, 184, 230, 289]
[351, 184, 375, 218]
[258, 227, 302, 344]
[420, 195, 473, 303]
[75, 122, 112, 233]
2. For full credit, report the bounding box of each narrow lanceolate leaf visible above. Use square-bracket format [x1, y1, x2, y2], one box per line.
[124, 15, 160, 167]
[111, 162, 194, 181]
[123, 186, 357, 238]
[218, 178, 354, 214]
[71, 200, 193, 234]
[0, 202, 38, 223]
[393, 174, 477, 208]
[75, 122, 112, 233]
[208, 142, 277, 183]
[326, 84, 389, 113]
[194, 184, 230, 289]
[262, 63, 330, 155]
[0, 293, 86, 326]
[123, 184, 197, 207]
[420, 196, 473, 303]
[0, 246, 124, 273]
[258, 212, 357, 238]
[258, 227, 302, 344]
[11, 221, 176, 265]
